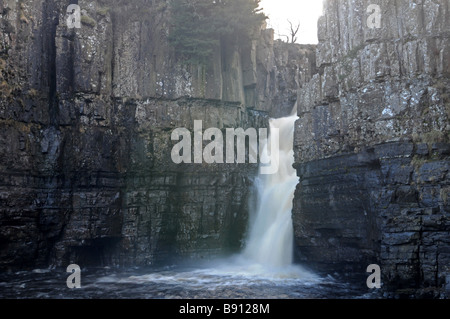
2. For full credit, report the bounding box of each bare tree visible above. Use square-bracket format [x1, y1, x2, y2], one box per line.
[287, 20, 300, 43]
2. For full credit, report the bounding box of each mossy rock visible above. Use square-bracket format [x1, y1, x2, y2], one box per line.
[412, 130, 449, 144]
[27, 88, 39, 98]
[0, 80, 11, 95]
[20, 13, 29, 24]
[96, 7, 110, 17]
[81, 15, 96, 28]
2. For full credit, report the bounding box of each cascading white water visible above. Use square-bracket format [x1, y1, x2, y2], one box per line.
[242, 113, 299, 268]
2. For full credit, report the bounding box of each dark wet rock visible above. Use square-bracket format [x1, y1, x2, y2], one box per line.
[293, 0, 450, 298]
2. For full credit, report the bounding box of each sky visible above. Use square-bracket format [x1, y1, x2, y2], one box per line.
[259, 0, 324, 44]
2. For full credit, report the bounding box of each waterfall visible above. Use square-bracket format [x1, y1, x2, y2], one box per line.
[242, 113, 299, 268]
[87, 109, 318, 295]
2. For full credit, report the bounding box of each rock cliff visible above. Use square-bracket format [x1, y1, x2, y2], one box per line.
[0, 0, 314, 269]
[293, 0, 450, 297]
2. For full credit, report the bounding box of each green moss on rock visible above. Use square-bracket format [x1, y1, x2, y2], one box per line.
[81, 15, 96, 28]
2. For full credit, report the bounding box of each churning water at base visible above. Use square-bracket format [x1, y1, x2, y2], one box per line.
[0, 265, 376, 299]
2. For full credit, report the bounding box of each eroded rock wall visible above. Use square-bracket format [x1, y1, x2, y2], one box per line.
[293, 0, 450, 297]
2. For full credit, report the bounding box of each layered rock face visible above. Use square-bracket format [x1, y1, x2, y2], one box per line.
[0, 0, 315, 269]
[293, 0, 450, 297]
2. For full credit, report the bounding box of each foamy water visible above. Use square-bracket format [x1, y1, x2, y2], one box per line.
[0, 264, 376, 299]
[98, 256, 320, 290]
